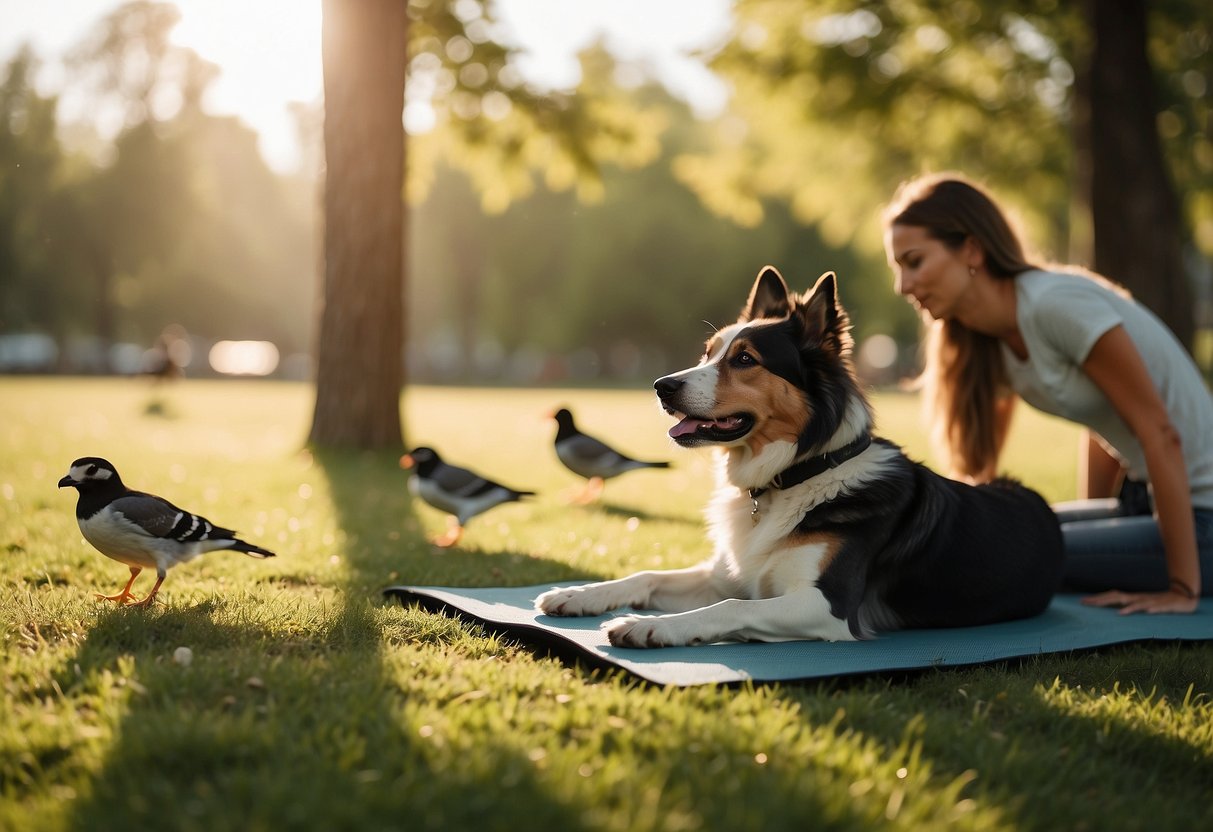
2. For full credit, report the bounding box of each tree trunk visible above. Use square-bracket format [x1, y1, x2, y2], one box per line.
[309, 0, 407, 449]
[1067, 17, 1093, 268]
[1083, 0, 1193, 349]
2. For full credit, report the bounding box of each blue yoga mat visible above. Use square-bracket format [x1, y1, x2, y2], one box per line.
[382, 582, 1213, 686]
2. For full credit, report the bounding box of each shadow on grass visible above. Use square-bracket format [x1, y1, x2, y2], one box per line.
[772, 645, 1213, 828]
[58, 448, 603, 830]
[390, 541, 610, 588]
[309, 448, 610, 590]
[589, 501, 700, 526]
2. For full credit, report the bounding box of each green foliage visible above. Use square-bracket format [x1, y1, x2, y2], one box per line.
[408, 81, 881, 380]
[108, 113, 316, 352]
[8, 0, 1208, 381]
[0, 2, 316, 357]
[0, 48, 73, 335]
[691, 0, 1211, 265]
[406, 2, 666, 211]
[1149, 4, 1213, 252]
[72, 117, 316, 353]
[686, 1, 1074, 256]
[3, 378, 1212, 831]
[64, 0, 198, 123]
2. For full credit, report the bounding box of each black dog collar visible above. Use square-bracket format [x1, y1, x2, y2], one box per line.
[748, 433, 873, 522]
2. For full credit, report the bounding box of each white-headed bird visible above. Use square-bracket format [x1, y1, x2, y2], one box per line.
[401, 446, 535, 547]
[59, 457, 275, 607]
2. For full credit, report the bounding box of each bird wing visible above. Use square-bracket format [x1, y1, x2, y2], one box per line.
[430, 463, 505, 498]
[568, 433, 628, 465]
[109, 493, 234, 542]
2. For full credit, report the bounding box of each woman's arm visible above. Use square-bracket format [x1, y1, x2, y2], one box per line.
[1078, 325, 1200, 613]
[1079, 430, 1123, 500]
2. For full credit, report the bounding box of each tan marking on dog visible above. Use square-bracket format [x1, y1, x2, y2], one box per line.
[744, 375, 809, 456]
[708, 337, 810, 457]
[756, 532, 842, 598]
[790, 529, 843, 572]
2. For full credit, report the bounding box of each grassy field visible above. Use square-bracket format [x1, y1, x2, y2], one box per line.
[1, 377, 1210, 831]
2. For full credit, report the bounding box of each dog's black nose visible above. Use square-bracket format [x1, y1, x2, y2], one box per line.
[654, 376, 684, 397]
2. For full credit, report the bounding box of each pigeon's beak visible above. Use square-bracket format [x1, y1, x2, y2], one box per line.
[399, 455, 415, 470]
[57, 475, 76, 488]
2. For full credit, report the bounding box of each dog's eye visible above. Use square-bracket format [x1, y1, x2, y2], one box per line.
[733, 350, 756, 367]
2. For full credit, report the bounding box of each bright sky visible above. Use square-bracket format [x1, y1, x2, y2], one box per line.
[0, 0, 732, 172]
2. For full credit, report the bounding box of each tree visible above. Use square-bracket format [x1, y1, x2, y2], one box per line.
[0, 48, 68, 337]
[310, 0, 408, 449]
[310, 2, 665, 449]
[2, 1, 318, 367]
[1080, 0, 1191, 348]
[687, 0, 1211, 354]
[63, 0, 218, 367]
[406, 51, 876, 383]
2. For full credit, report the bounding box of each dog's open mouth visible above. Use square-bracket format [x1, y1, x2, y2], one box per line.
[665, 410, 755, 445]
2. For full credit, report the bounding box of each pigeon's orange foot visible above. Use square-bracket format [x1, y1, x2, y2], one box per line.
[128, 576, 164, 608]
[94, 590, 137, 605]
[95, 568, 142, 604]
[431, 519, 464, 548]
[571, 477, 605, 505]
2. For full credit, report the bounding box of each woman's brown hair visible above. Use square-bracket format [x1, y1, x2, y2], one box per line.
[883, 173, 1039, 478]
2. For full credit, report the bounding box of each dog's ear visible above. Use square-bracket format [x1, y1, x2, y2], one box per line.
[795, 271, 852, 355]
[741, 266, 792, 321]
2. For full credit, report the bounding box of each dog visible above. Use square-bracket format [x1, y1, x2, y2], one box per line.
[535, 266, 1064, 648]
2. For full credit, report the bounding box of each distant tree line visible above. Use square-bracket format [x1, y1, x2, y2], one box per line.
[0, 3, 896, 384]
[1, 0, 1208, 412]
[0, 3, 316, 372]
[407, 55, 887, 385]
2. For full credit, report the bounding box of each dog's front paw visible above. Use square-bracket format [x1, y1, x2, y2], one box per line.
[535, 584, 615, 617]
[604, 614, 682, 648]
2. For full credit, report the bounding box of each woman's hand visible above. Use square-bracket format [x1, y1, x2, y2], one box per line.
[1081, 589, 1200, 614]
[1079, 327, 1202, 615]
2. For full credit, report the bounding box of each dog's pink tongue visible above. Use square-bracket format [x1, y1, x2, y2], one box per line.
[669, 417, 713, 438]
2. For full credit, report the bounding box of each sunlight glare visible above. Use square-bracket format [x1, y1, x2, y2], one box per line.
[168, 0, 323, 171]
[209, 341, 280, 376]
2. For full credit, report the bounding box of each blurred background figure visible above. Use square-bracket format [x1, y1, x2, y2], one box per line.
[141, 324, 192, 384]
[140, 324, 191, 415]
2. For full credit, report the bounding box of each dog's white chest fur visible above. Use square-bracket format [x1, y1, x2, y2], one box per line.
[713, 493, 821, 595]
[706, 447, 860, 595]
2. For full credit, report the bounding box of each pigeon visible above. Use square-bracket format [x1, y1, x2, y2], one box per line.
[400, 447, 535, 547]
[551, 407, 669, 503]
[58, 456, 275, 607]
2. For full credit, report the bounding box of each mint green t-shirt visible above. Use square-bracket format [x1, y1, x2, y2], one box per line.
[1000, 269, 1213, 511]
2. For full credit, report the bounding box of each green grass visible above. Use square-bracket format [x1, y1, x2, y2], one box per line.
[1, 377, 1210, 831]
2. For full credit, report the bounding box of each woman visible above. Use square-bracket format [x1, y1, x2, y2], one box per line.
[882, 173, 1213, 613]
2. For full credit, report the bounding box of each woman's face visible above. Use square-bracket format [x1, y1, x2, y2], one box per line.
[884, 223, 974, 321]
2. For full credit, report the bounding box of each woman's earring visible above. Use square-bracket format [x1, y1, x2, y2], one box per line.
[969, 266, 976, 276]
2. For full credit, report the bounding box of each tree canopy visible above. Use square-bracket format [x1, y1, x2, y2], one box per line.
[679, 0, 1211, 347]
[2, 0, 1208, 396]
[0, 4, 315, 371]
